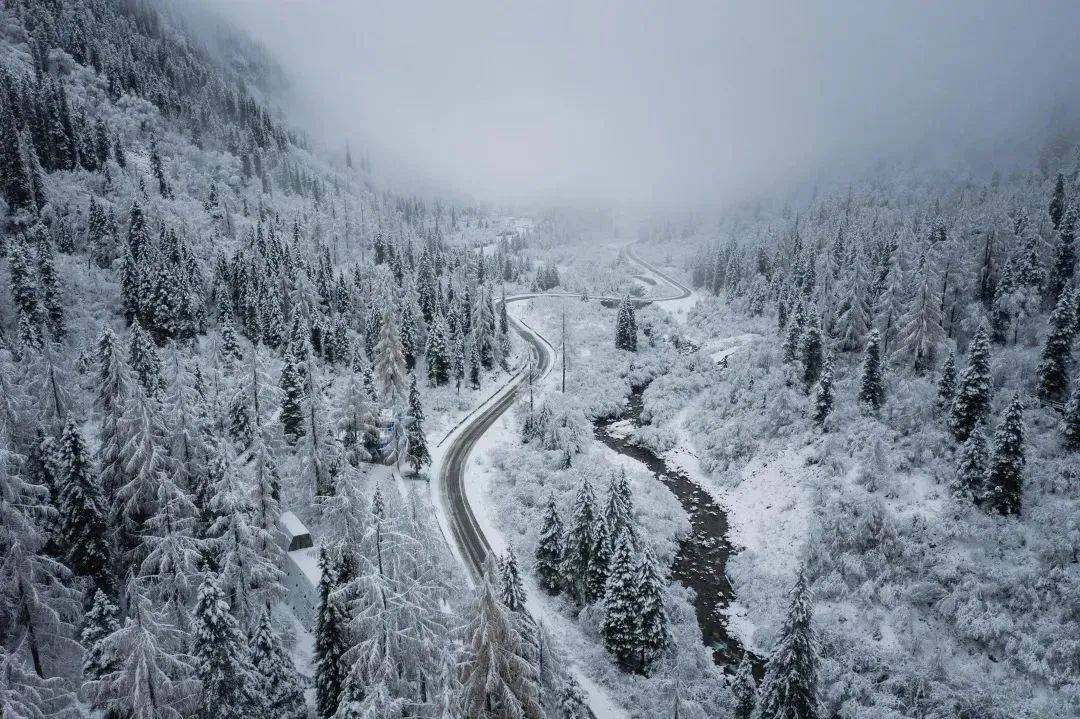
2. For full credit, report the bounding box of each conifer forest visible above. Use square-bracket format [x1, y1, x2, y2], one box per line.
[1, 2, 1079, 718]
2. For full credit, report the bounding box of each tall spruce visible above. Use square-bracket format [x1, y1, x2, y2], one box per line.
[634, 547, 669, 674]
[1062, 384, 1080, 451]
[249, 608, 306, 719]
[954, 423, 988, 501]
[561, 477, 597, 605]
[857, 329, 885, 411]
[314, 547, 349, 718]
[535, 495, 564, 594]
[812, 356, 834, 427]
[731, 652, 758, 719]
[950, 326, 992, 442]
[499, 545, 527, 612]
[752, 571, 820, 719]
[56, 420, 109, 587]
[406, 374, 430, 474]
[192, 573, 256, 719]
[615, 295, 638, 352]
[1036, 291, 1076, 405]
[985, 395, 1025, 516]
[799, 321, 824, 392]
[936, 351, 957, 413]
[600, 536, 639, 671]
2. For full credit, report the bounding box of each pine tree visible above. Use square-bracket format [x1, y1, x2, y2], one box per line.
[1048, 204, 1077, 302]
[469, 338, 482, 390]
[56, 420, 109, 587]
[584, 518, 612, 605]
[1036, 291, 1076, 405]
[634, 548, 669, 674]
[600, 536, 638, 671]
[782, 303, 805, 363]
[535, 495, 563, 594]
[128, 319, 162, 397]
[811, 356, 833, 427]
[936, 351, 957, 414]
[406, 375, 430, 474]
[82, 584, 197, 719]
[1049, 172, 1067, 229]
[459, 566, 541, 719]
[219, 314, 243, 367]
[452, 332, 466, 394]
[192, 573, 256, 719]
[954, 422, 988, 501]
[985, 395, 1025, 517]
[894, 251, 947, 374]
[81, 589, 120, 681]
[950, 326, 992, 442]
[374, 304, 407, 408]
[752, 571, 820, 719]
[149, 139, 172, 199]
[615, 295, 638, 351]
[426, 313, 451, 386]
[499, 545, 527, 612]
[561, 478, 597, 605]
[799, 322, 824, 392]
[1063, 384, 1080, 451]
[279, 351, 306, 443]
[36, 236, 65, 341]
[314, 547, 349, 718]
[604, 468, 636, 551]
[857, 329, 885, 411]
[731, 652, 758, 719]
[249, 608, 307, 719]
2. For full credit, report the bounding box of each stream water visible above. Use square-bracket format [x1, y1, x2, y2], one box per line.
[594, 386, 756, 670]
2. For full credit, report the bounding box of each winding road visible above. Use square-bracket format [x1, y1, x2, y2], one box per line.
[435, 243, 692, 580]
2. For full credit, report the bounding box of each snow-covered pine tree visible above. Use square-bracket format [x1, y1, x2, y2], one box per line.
[954, 422, 988, 501]
[128, 319, 162, 397]
[782, 302, 805, 363]
[604, 467, 636, 551]
[634, 547, 669, 674]
[55, 420, 109, 587]
[936, 351, 957, 414]
[249, 608, 307, 719]
[81, 589, 120, 681]
[615, 295, 638, 352]
[950, 325, 992, 442]
[857, 329, 885, 411]
[374, 303, 408, 408]
[279, 349, 307, 444]
[731, 651, 758, 719]
[561, 477, 597, 605]
[1049, 172, 1067, 229]
[812, 355, 833, 427]
[600, 535, 639, 671]
[218, 314, 244, 367]
[985, 394, 1025, 516]
[191, 573, 257, 719]
[500, 545, 527, 612]
[752, 570, 820, 719]
[799, 321, 824, 392]
[406, 374, 430, 474]
[139, 467, 203, 634]
[204, 444, 284, 625]
[35, 235, 66, 342]
[314, 546, 349, 718]
[469, 337, 482, 390]
[1047, 204, 1076, 302]
[1036, 291, 1076, 405]
[81, 583, 197, 719]
[400, 299, 418, 371]
[459, 565, 541, 719]
[535, 495, 564, 594]
[894, 250, 947, 374]
[426, 313, 451, 386]
[584, 518, 613, 605]
[1063, 384, 1080, 451]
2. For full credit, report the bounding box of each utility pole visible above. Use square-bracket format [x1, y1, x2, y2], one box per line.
[561, 310, 567, 393]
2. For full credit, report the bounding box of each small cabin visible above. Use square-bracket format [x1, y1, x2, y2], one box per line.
[277, 511, 314, 552]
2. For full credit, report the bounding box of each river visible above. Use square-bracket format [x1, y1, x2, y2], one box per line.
[594, 384, 757, 670]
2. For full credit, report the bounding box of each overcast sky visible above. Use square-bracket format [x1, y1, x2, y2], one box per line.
[211, 1, 1080, 207]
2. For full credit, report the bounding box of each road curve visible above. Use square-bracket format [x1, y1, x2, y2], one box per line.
[436, 243, 693, 582]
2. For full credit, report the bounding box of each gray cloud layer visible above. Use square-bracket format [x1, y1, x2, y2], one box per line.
[211, 1, 1080, 207]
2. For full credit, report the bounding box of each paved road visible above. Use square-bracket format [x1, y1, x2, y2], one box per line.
[436, 243, 692, 581]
